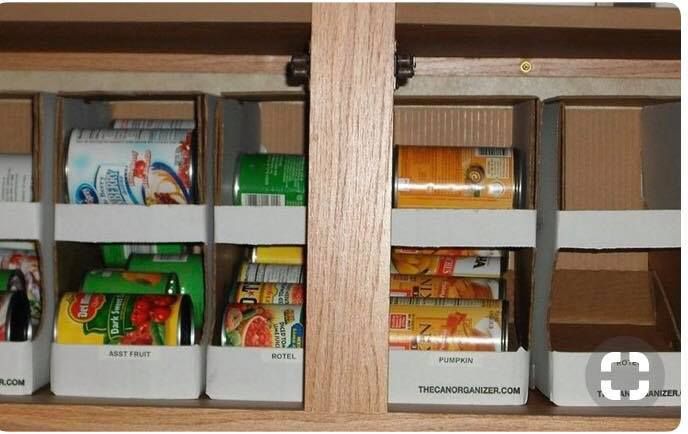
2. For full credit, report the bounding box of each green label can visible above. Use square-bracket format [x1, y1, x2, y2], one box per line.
[221, 303, 304, 348]
[101, 243, 187, 268]
[128, 254, 205, 329]
[233, 154, 306, 206]
[55, 292, 193, 345]
[0, 269, 26, 292]
[81, 270, 179, 295]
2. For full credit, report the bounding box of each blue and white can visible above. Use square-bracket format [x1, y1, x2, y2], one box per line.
[65, 129, 195, 205]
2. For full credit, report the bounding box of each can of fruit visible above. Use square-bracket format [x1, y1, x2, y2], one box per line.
[112, 119, 196, 130]
[393, 146, 523, 209]
[0, 250, 41, 326]
[392, 247, 502, 258]
[100, 243, 187, 268]
[233, 154, 306, 206]
[221, 303, 304, 348]
[0, 269, 26, 293]
[249, 246, 304, 265]
[238, 262, 304, 284]
[0, 291, 32, 342]
[390, 274, 502, 299]
[0, 154, 32, 202]
[54, 292, 194, 345]
[390, 254, 502, 278]
[128, 253, 204, 329]
[389, 298, 507, 351]
[65, 128, 195, 205]
[230, 282, 304, 305]
[81, 270, 179, 295]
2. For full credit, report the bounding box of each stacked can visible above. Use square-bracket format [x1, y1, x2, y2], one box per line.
[220, 245, 305, 348]
[54, 243, 204, 346]
[64, 122, 196, 205]
[0, 242, 37, 342]
[389, 247, 508, 352]
[233, 154, 306, 206]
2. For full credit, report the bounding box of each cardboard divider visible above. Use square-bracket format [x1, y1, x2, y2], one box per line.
[54, 93, 209, 243]
[214, 94, 306, 244]
[0, 94, 57, 395]
[388, 248, 531, 407]
[533, 96, 680, 407]
[206, 244, 303, 406]
[50, 241, 209, 399]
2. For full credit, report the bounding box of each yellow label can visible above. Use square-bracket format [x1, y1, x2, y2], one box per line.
[389, 298, 507, 351]
[250, 246, 304, 265]
[390, 274, 502, 299]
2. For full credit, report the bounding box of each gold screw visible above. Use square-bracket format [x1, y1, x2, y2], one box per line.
[519, 60, 533, 74]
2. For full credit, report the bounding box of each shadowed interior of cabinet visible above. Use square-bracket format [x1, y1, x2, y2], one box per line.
[56, 94, 204, 204]
[0, 95, 39, 200]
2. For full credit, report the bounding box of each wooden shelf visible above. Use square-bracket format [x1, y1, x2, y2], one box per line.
[0, 390, 678, 431]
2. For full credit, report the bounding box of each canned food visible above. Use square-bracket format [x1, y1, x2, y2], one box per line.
[128, 254, 205, 329]
[221, 303, 304, 348]
[392, 247, 502, 258]
[0, 292, 32, 342]
[112, 119, 196, 130]
[81, 270, 179, 295]
[0, 249, 41, 326]
[230, 282, 304, 305]
[0, 154, 32, 202]
[391, 254, 501, 278]
[249, 246, 304, 265]
[390, 274, 502, 299]
[393, 146, 523, 209]
[234, 154, 306, 206]
[0, 269, 26, 292]
[100, 243, 187, 268]
[55, 292, 194, 345]
[238, 262, 304, 284]
[65, 128, 195, 205]
[389, 298, 507, 351]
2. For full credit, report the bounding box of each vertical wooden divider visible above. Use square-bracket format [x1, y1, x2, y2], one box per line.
[305, 3, 395, 414]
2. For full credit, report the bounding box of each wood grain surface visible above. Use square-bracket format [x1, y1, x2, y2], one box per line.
[415, 58, 680, 79]
[0, 390, 679, 431]
[305, 3, 395, 414]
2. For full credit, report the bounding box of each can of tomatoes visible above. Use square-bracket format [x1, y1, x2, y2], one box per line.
[0, 249, 41, 326]
[112, 119, 196, 130]
[55, 292, 194, 345]
[389, 298, 507, 351]
[65, 128, 195, 205]
[392, 247, 503, 258]
[390, 274, 502, 299]
[390, 254, 502, 278]
[393, 146, 523, 209]
[237, 262, 304, 284]
[0, 154, 32, 202]
[100, 243, 187, 268]
[230, 282, 304, 305]
[0, 291, 32, 342]
[0, 269, 26, 292]
[233, 154, 306, 206]
[221, 303, 304, 348]
[81, 270, 179, 295]
[249, 246, 304, 265]
[128, 253, 205, 329]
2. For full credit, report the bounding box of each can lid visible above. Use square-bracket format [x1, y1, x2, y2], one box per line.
[6, 291, 31, 342]
[177, 294, 195, 346]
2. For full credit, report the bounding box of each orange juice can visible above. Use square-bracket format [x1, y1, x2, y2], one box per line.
[393, 146, 523, 209]
[389, 298, 507, 351]
[390, 274, 502, 299]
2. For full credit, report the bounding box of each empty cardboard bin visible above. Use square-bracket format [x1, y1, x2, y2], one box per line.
[534, 97, 680, 406]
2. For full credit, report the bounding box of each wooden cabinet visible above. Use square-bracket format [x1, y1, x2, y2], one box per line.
[0, 3, 680, 430]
